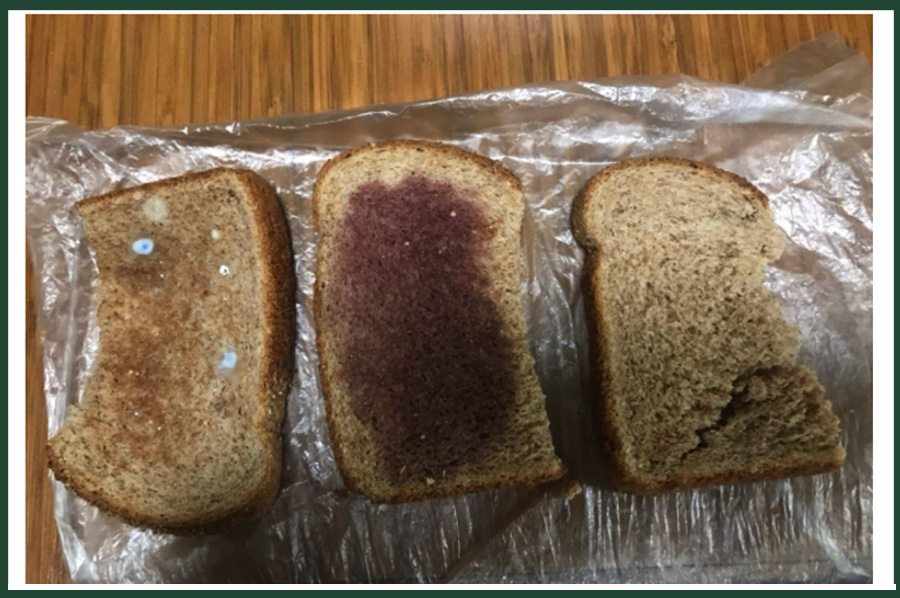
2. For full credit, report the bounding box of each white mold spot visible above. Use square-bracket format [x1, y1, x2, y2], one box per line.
[142, 197, 169, 222]
[211, 229, 220, 240]
[219, 265, 231, 276]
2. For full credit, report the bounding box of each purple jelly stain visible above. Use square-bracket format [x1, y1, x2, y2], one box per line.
[330, 175, 517, 480]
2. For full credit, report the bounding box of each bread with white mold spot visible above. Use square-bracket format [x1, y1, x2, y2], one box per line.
[572, 156, 845, 494]
[48, 168, 294, 533]
[314, 140, 565, 502]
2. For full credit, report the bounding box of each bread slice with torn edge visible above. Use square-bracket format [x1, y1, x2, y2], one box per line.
[572, 157, 844, 494]
[314, 140, 565, 502]
[48, 168, 294, 533]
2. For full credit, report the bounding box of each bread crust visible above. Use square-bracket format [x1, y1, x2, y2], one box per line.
[572, 156, 844, 495]
[313, 140, 523, 226]
[48, 167, 295, 534]
[313, 140, 563, 502]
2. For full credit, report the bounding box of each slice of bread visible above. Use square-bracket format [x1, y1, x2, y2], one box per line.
[313, 140, 565, 502]
[572, 157, 845, 494]
[48, 168, 294, 533]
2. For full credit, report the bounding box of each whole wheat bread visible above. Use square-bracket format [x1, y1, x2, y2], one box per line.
[572, 157, 844, 494]
[48, 168, 294, 533]
[314, 140, 565, 502]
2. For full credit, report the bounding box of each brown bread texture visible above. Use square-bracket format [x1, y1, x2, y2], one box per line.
[572, 157, 845, 494]
[48, 168, 295, 533]
[314, 140, 565, 502]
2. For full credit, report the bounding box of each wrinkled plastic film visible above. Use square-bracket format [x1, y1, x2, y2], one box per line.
[26, 33, 871, 582]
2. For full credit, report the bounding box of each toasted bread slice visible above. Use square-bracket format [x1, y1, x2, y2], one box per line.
[314, 140, 565, 502]
[48, 168, 294, 533]
[572, 157, 844, 494]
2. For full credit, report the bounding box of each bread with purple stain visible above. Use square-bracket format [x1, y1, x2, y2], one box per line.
[314, 140, 565, 502]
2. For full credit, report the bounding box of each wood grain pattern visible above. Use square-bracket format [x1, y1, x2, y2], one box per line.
[24, 13, 872, 584]
[26, 14, 872, 129]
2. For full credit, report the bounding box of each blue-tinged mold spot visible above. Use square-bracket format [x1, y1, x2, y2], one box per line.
[219, 351, 237, 372]
[133, 238, 154, 255]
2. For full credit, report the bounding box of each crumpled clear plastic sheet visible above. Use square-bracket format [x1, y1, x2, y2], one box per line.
[26, 33, 871, 583]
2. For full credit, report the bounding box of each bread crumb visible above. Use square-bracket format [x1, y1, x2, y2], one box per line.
[450, 211, 457, 218]
[211, 229, 220, 240]
[565, 480, 583, 501]
[420, 434, 426, 440]
[426, 477, 436, 486]
[399, 465, 407, 475]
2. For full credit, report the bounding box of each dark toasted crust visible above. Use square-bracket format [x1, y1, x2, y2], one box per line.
[49, 167, 294, 534]
[572, 156, 843, 495]
[313, 140, 562, 502]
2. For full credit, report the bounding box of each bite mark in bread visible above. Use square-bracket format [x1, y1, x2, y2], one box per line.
[572, 157, 845, 494]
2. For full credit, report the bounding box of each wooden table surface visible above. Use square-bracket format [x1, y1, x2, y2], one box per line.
[25, 13, 873, 584]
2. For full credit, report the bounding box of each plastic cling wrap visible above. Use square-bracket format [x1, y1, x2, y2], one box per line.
[26, 34, 872, 583]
